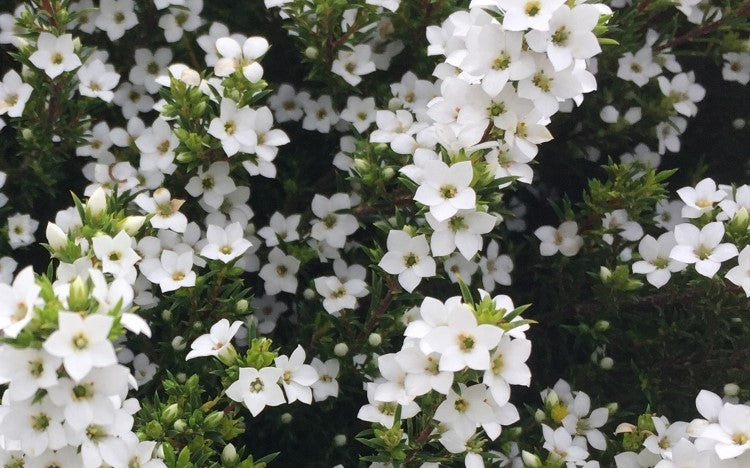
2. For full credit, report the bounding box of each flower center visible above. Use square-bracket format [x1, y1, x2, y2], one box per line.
[492, 52, 510, 70]
[31, 412, 50, 431]
[550, 403, 568, 424]
[732, 433, 749, 445]
[458, 333, 475, 351]
[440, 184, 458, 199]
[551, 26, 569, 46]
[51, 52, 64, 65]
[454, 398, 468, 413]
[524, 0, 541, 16]
[403, 253, 419, 268]
[72, 332, 89, 350]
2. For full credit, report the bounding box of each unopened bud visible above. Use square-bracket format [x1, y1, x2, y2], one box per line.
[607, 402, 619, 414]
[521, 450, 542, 468]
[87, 187, 107, 217]
[162, 310, 172, 321]
[534, 408, 546, 422]
[305, 46, 319, 59]
[68, 276, 89, 311]
[204, 411, 224, 428]
[599, 357, 614, 369]
[368, 333, 382, 346]
[173, 419, 187, 432]
[280, 412, 292, 424]
[46, 222, 67, 250]
[171, 336, 186, 351]
[236, 299, 249, 313]
[121, 216, 146, 235]
[333, 342, 349, 356]
[333, 434, 347, 446]
[724, 383, 740, 396]
[161, 403, 180, 423]
[594, 320, 610, 332]
[221, 444, 238, 464]
[303, 288, 316, 300]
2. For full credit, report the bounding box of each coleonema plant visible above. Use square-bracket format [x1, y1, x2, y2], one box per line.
[0, 0, 748, 466]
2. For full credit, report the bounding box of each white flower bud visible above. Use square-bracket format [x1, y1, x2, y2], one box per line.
[333, 434, 347, 446]
[333, 342, 349, 356]
[305, 46, 319, 59]
[521, 451, 542, 468]
[594, 320, 610, 332]
[171, 336, 186, 351]
[45, 222, 67, 250]
[367, 333, 382, 346]
[121, 216, 146, 235]
[87, 187, 107, 216]
[599, 357, 614, 369]
[162, 310, 172, 321]
[733, 118, 746, 129]
[724, 383, 740, 396]
[280, 412, 293, 423]
[221, 444, 238, 464]
[303, 288, 316, 300]
[534, 409, 546, 422]
[176, 373, 187, 383]
[387, 97, 401, 111]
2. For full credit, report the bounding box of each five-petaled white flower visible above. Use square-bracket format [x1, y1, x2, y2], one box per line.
[226, 366, 286, 416]
[42, 312, 117, 381]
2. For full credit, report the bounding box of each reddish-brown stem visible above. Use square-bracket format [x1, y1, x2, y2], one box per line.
[656, 2, 750, 51]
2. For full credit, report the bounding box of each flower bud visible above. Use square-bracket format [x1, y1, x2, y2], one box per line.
[594, 320, 610, 332]
[305, 46, 319, 59]
[236, 299, 249, 313]
[162, 310, 172, 321]
[368, 333, 382, 346]
[21, 128, 33, 140]
[176, 373, 187, 383]
[303, 288, 316, 300]
[382, 167, 395, 181]
[387, 97, 402, 111]
[171, 336, 186, 351]
[221, 444, 238, 465]
[724, 382, 740, 396]
[333, 434, 347, 446]
[534, 408, 546, 422]
[545, 390, 560, 408]
[121, 216, 146, 235]
[280, 412, 292, 424]
[599, 357, 614, 369]
[217, 343, 239, 366]
[162, 403, 180, 423]
[333, 342, 349, 356]
[68, 276, 89, 311]
[204, 411, 224, 429]
[87, 187, 107, 217]
[173, 419, 187, 432]
[607, 402, 619, 414]
[46, 222, 67, 250]
[521, 451, 542, 468]
[145, 421, 163, 438]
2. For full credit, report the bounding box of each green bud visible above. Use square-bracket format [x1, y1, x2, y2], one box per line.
[162, 403, 180, 423]
[368, 333, 382, 346]
[68, 277, 89, 311]
[607, 402, 619, 414]
[382, 167, 395, 180]
[534, 408, 547, 422]
[217, 343, 239, 366]
[173, 419, 188, 432]
[304, 46, 319, 59]
[21, 128, 33, 140]
[333, 342, 348, 356]
[204, 411, 224, 429]
[236, 299, 249, 313]
[594, 320, 610, 332]
[145, 420, 164, 439]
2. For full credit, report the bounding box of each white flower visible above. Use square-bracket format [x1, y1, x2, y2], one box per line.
[632, 233, 686, 288]
[617, 47, 661, 87]
[482, 335, 531, 406]
[200, 222, 252, 263]
[434, 383, 495, 440]
[525, 4, 602, 71]
[445, 253, 479, 284]
[427, 210, 496, 260]
[654, 199, 685, 230]
[77, 59, 120, 102]
[378, 230, 436, 292]
[722, 52, 750, 85]
[358, 382, 420, 427]
[259, 247, 301, 294]
[226, 366, 286, 416]
[461, 27, 534, 97]
[725, 246, 750, 296]
[140, 250, 196, 292]
[314, 272, 368, 315]
[94, 0, 138, 40]
[185, 318, 243, 360]
[669, 222, 738, 278]
[0, 266, 40, 338]
[42, 312, 117, 381]
[251, 106, 289, 162]
[656, 116, 687, 154]
[135, 187, 187, 232]
[258, 212, 301, 247]
[497, 0, 566, 31]
[0, 348, 61, 401]
[332, 44, 376, 86]
[215, 36, 269, 82]
[7, 213, 39, 249]
[310, 193, 359, 248]
[424, 303, 503, 372]
[208, 99, 258, 157]
[479, 240, 513, 291]
[185, 161, 237, 210]
[29, 33, 82, 79]
[340, 96, 377, 133]
[274, 345, 319, 404]
[0, 70, 33, 117]
[698, 402, 750, 459]
[542, 424, 590, 465]
[135, 117, 178, 174]
[658, 71, 705, 117]
[0, 397, 66, 456]
[414, 160, 476, 222]
[561, 392, 609, 451]
[92, 230, 141, 278]
[677, 178, 726, 219]
[534, 221, 584, 256]
[601, 209, 643, 245]
[643, 417, 688, 458]
[158, 0, 203, 43]
[395, 346, 453, 397]
[302, 95, 338, 133]
[310, 358, 340, 401]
